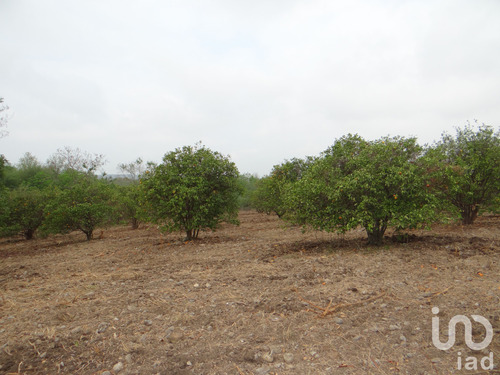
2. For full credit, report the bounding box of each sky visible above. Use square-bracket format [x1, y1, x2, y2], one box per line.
[1, 0, 500, 176]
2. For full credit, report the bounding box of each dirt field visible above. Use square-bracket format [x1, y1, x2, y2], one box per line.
[0, 211, 499, 375]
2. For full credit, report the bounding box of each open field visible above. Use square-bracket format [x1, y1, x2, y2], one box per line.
[0, 211, 499, 375]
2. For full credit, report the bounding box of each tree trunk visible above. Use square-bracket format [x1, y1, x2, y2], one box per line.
[131, 218, 139, 230]
[461, 205, 479, 225]
[365, 219, 387, 246]
[24, 228, 35, 240]
[84, 230, 93, 241]
[366, 229, 384, 246]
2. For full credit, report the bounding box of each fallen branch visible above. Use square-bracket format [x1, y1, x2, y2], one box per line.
[294, 289, 386, 318]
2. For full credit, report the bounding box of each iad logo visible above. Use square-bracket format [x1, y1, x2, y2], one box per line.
[432, 307, 495, 371]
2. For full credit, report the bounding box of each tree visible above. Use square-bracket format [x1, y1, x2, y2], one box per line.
[0, 98, 9, 138]
[253, 158, 313, 218]
[428, 122, 500, 224]
[44, 170, 116, 240]
[237, 173, 259, 210]
[287, 135, 440, 245]
[2, 187, 48, 239]
[118, 158, 145, 180]
[46, 147, 106, 175]
[115, 183, 144, 229]
[141, 143, 241, 240]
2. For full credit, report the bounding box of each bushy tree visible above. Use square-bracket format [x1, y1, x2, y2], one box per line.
[253, 158, 312, 218]
[427, 122, 500, 224]
[141, 143, 241, 240]
[287, 135, 439, 245]
[115, 183, 143, 229]
[2, 187, 48, 239]
[44, 171, 116, 240]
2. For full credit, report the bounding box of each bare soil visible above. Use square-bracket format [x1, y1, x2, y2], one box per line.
[0, 211, 499, 375]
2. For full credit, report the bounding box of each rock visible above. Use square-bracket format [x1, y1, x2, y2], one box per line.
[101, 372, 111, 375]
[166, 328, 184, 343]
[261, 352, 274, 363]
[112, 362, 124, 372]
[431, 358, 441, 363]
[97, 322, 109, 333]
[125, 354, 132, 364]
[70, 326, 81, 335]
[389, 324, 400, 331]
[334, 318, 344, 325]
[255, 366, 271, 375]
[283, 353, 294, 363]
[144, 320, 153, 326]
[243, 349, 257, 362]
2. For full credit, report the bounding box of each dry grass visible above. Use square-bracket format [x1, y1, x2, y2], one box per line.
[0, 211, 499, 374]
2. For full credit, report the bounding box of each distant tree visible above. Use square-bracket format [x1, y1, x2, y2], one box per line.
[114, 182, 145, 229]
[253, 158, 313, 218]
[0, 98, 9, 138]
[237, 173, 259, 210]
[47, 146, 106, 175]
[427, 122, 500, 224]
[44, 170, 116, 240]
[141, 143, 241, 240]
[118, 158, 145, 180]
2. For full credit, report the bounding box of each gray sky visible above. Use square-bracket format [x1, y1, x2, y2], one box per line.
[1, 0, 500, 176]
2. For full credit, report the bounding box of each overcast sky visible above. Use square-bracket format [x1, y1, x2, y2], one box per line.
[1, 0, 499, 176]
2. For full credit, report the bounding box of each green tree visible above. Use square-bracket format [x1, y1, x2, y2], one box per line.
[237, 173, 259, 210]
[141, 143, 241, 240]
[288, 135, 439, 245]
[428, 122, 500, 224]
[44, 171, 116, 240]
[115, 183, 143, 229]
[253, 158, 312, 218]
[2, 187, 48, 239]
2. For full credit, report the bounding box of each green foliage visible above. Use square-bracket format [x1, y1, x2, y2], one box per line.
[114, 183, 144, 229]
[253, 158, 313, 218]
[1, 187, 48, 239]
[427, 122, 500, 224]
[44, 171, 117, 240]
[287, 135, 440, 245]
[237, 173, 259, 210]
[141, 143, 241, 240]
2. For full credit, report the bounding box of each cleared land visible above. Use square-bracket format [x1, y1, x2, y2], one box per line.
[0, 211, 499, 374]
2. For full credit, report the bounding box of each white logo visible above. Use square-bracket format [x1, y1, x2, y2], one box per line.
[432, 307, 495, 371]
[431, 307, 493, 351]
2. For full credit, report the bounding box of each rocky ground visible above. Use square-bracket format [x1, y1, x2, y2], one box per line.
[0, 211, 499, 374]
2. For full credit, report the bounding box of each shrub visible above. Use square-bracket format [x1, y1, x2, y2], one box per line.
[287, 135, 440, 245]
[141, 143, 241, 240]
[427, 122, 500, 224]
[253, 158, 312, 218]
[44, 171, 116, 240]
[2, 187, 48, 239]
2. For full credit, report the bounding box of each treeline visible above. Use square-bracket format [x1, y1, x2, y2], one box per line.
[0, 124, 499, 244]
[250, 123, 500, 244]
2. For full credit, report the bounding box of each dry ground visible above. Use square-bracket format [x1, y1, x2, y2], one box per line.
[0, 211, 499, 375]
